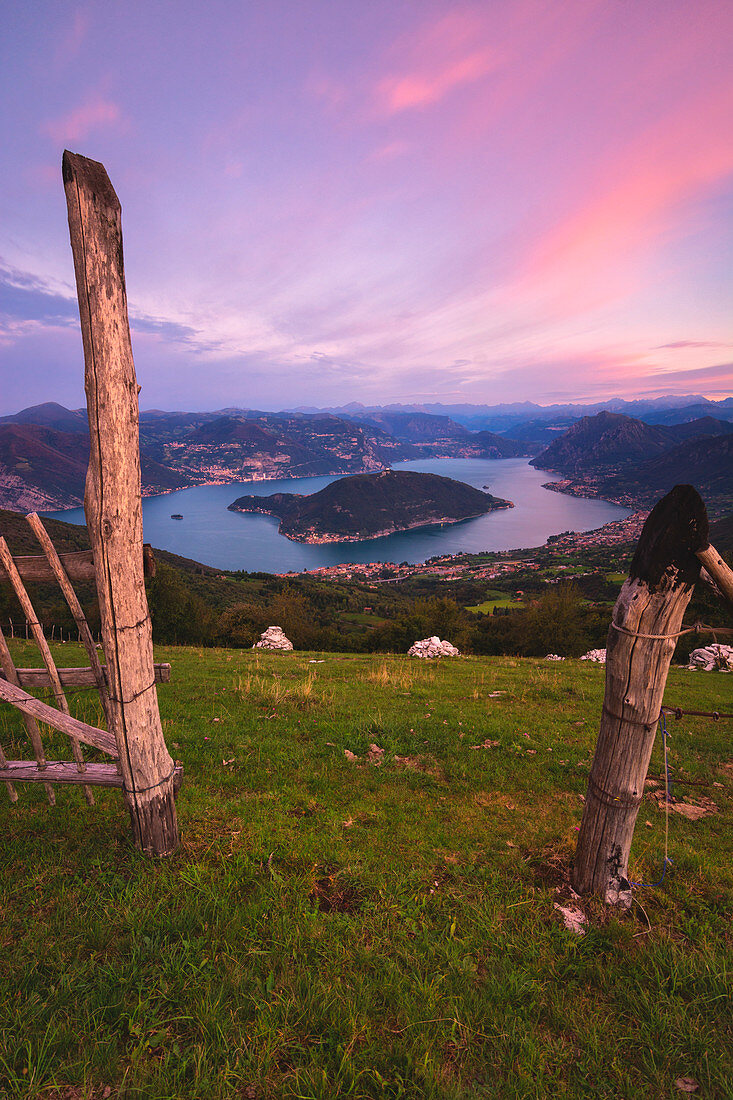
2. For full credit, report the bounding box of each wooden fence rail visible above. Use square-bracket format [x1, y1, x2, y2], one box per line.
[3, 663, 171, 690]
[0, 677, 119, 756]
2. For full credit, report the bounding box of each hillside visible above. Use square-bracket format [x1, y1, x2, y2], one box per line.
[229, 469, 512, 543]
[469, 429, 529, 458]
[531, 411, 733, 515]
[0, 406, 422, 510]
[581, 434, 733, 514]
[1, 642, 731, 1098]
[349, 410, 471, 443]
[0, 401, 88, 433]
[530, 411, 671, 475]
[3, 398, 730, 514]
[663, 416, 733, 442]
[348, 411, 529, 458]
[0, 423, 191, 510]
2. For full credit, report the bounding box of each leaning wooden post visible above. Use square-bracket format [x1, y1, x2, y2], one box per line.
[26, 513, 115, 733]
[0, 626, 55, 805]
[0, 537, 93, 804]
[63, 150, 179, 856]
[696, 543, 733, 608]
[572, 485, 707, 905]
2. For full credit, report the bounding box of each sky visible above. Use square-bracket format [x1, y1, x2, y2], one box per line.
[1, 0, 732, 415]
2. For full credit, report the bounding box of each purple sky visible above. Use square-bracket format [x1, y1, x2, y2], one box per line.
[1, 0, 732, 414]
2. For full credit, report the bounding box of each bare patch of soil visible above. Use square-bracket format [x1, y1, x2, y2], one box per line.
[310, 875, 364, 913]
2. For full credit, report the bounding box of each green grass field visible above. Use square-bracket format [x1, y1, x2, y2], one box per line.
[466, 592, 517, 614]
[1, 643, 731, 1099]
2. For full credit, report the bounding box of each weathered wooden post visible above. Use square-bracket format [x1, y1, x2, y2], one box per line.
[572, 485, 707, 904]
[63, 150, 179, 856]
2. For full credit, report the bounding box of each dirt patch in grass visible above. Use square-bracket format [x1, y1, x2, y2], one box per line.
[393, 752, 444, 778]
[286, 801, 319, 818]
[309, 871, 365, 913]
[526, 846, 572, 891]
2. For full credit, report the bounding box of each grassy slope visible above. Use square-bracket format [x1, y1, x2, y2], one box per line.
[1, 644, 731, 1099]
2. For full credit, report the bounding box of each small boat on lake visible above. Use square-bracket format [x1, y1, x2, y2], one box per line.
[171, 514, 183, 520]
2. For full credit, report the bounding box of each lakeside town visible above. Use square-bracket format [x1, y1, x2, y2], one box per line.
[280, 510, 649, 584]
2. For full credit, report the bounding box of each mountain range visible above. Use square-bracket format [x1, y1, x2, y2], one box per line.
[1, 398, 731, 516]
[290, 394, 733, 432]
[0, 402, 527, 511]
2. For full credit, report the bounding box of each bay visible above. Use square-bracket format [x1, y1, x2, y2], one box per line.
[45, 458, 630, 573]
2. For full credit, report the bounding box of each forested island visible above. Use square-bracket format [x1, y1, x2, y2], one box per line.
[228, 469, 512, 543]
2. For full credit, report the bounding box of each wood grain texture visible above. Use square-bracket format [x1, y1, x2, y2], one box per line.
[0, 547, 156, 586]
[696, 543, 733, 608]
[5, 663, 171, 689]
[1, 759, 182, 790]
[0, 550, 96, 586]
[572, 486, 707, 903]
[63, 150, 179, 855]
[0, 676, 118, 756]
[0, 736, 18, 803]
[26, 512, 114, 734]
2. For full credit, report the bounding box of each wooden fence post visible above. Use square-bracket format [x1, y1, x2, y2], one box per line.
[63, 150, 179, 856]
[572, 485, 708, 904]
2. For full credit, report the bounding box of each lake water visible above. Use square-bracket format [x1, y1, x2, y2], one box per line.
[46, 459, 631, 572]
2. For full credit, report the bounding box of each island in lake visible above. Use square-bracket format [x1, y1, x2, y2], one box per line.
[228, 469, 513, 543]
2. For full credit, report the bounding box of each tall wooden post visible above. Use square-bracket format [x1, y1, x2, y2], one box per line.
[63, 150, 179, 856]
[572, 485, 707, 904]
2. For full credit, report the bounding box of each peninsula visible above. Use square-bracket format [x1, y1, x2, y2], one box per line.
[228, 469, 513, 543]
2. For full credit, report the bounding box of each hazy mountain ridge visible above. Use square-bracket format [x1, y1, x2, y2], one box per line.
[229, 469, 512, 543]
[293, 395, 733, 432]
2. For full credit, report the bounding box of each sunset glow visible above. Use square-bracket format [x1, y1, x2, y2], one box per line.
[0, 0, 731, 413]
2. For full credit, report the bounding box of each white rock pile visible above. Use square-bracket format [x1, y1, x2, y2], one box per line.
[545, 654, 565, 661]
[253, 625, 294, 651]
[580, 648, 606, 663]
[687, 644, 733, 672]
[408, 636, 460, 658]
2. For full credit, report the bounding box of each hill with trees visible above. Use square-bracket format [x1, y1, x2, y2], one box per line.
[531, 411, 733, 514]
[229, 469, 512, 543]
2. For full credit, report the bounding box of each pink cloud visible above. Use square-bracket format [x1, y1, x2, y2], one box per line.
[379, 50, 494, 113]
[59, 9, 90, 61]
[655, 341, 731, 351]
[375, 10, 499, 115]
[42, 95, 124, 145]
[369, 140, 409, 162]
[506, 80, 733, 317]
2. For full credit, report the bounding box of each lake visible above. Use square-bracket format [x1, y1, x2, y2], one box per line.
[46, 458, 631, 573]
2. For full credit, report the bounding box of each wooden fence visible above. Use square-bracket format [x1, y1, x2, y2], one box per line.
[573, 484, 733, 903]
[0, 152, 182, 855]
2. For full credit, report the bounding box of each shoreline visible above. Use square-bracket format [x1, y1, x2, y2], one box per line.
[41, 458, 635, 572]
[280, 508, 648, 581]
[229, 499, 514, 544]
